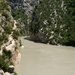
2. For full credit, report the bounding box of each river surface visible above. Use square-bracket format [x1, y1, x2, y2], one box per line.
[16, 37, 75, 75]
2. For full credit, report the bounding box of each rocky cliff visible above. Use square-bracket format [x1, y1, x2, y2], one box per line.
[6, 0, 75, 46]
[7, 0, 38, 17]
[0, 0, 21, 74]
[6, 0, 39, 36]
[29, 0, 75, 46]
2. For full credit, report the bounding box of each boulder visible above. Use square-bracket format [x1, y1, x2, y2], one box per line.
[0, 70, 4, 75]
[29, 32, 41, 42]
[8, 65, 14, 73]
[4, 72, 10, 75]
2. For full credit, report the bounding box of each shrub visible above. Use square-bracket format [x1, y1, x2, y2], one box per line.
[0, 35, 4, 42]
[3, 26, 12, 34]
[19, 40, 22, 47]
[0, 2, 8, 10]
[12, 30, 20, 40]
[14, 72, 18, 75]
[0, 33, 8, 44]
[11, 9, 27, 22]
[2, 48, 12, 59]
[0, 56, 9, 72]
[2, 12, 9, 19]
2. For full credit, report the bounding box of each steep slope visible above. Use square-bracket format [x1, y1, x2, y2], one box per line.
[0, 0, 21, 74]
[6, 0, 75, 46]
[29, 0, 75, 46]
[6, 0, 39, 35]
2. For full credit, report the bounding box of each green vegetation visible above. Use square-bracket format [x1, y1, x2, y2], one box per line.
[3, 25, 12, 34]
[29, 0, 75, 46]
[2, 11, 9, 19]
[14, 72, 18, 75]
[12, 9, 27, 22]
[0, 56, 9, 72]
[0, 35, 4, 42]
[0, 1, 9, 11]
[63, 0, 75, 46]
[12, 30, 20, 40]
[29, 11, 40, 35]
[2, 48, 12, 60]
[0, 0, 20, 74]
[2, 13, 11, 21]
[0, 47, 13, 72]
[11, 9, 28, 35]
[0, 33, 8, 45]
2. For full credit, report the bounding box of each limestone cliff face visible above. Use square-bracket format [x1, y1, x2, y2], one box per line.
[29, 0, 75, 46]
[6, 0, 39, 36]
[0, 0, 21, 74]
[7, 0, 38, 17]
[29, 0, 68, 45]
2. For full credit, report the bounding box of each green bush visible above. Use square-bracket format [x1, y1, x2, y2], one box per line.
[0, 35, 4, 42]
[0, 2, 8, 10]
[12, 9, 27, 22]
[2, 48, 12, 59]
[19, 40, 22, 47]
[12, 30, 20, 40]
[3, 26, 12, 34]
[14, 72, 18, 75]
[0, 33, 8, 44]
[0, 56, 9, 72]
[2, 12, 9, 19]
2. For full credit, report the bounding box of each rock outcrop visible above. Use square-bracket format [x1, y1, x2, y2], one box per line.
[29, 0, 75, 46]
[7, 0, 38, 17]
[0, 0, 21, 74]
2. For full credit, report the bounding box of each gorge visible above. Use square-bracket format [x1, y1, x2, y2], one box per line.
[16, 37, 75, 75]
[0, 0, 75, 75]
[7, 0, 75, 46]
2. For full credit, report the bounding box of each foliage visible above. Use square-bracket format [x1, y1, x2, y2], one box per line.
[0, 0, 17, 73]
[12, 9, 27, 22]
[61, 0, 75, 46]
[0, 1, 8, 11]
[3, 26, 12, 34]
[29, 0, 75, 46]
[14, 72, 18, 75]
[12, 30, 20, 40]
[29, 11, 40, 35]
[0, 56, 9, 72]
[0, 35, 4, 42]
[2, 48, 12, 60]
[2, 11, 9, 19]
[0, 48, 12, 72]
[11, 9, 28, 35]
[0, 33, 8, 44]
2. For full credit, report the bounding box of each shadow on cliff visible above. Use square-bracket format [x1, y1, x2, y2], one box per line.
[23, 36, 47, 44]
[23, 37, 75, 47]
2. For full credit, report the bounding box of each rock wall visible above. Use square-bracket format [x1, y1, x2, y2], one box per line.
[0, 0, 21, 74]
[7, 0, 38, 17]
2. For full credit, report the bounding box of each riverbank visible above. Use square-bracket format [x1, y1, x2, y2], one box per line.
[16, 37, 75, 75]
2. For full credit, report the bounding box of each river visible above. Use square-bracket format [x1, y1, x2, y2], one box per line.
[16, 37, 75, 75]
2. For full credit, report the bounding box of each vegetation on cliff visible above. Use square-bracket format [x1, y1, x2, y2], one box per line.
[6, 0, 75, 46]
[29, 0, 75, 46]
[0, 0, 21, 74]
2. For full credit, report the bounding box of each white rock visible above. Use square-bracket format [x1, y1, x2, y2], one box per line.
[0, 50, 2, 55]
[20, 45, 24, 48]
[6, 40, 15, 51]
[4, 72, 10, 75]
[13, 20, 17, 30]
[9, 65, 14, 68]
[16, 52, 21, 64]
[0, 70, 4, 74]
